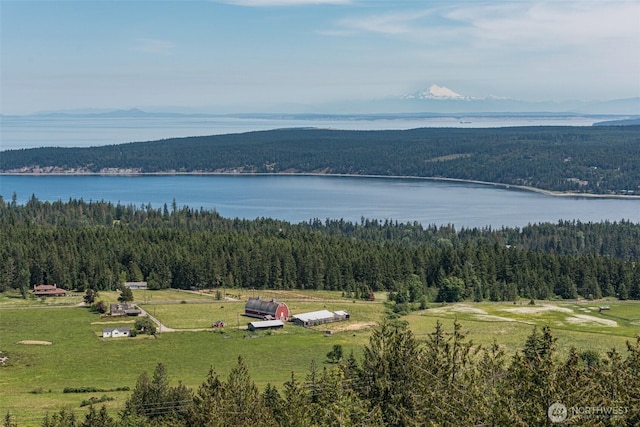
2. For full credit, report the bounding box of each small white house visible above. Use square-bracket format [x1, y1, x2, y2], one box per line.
[102, 327, 131, 338]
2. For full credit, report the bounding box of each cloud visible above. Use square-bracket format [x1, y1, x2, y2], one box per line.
[338, 9, 434, 36]
[130, 38, 176, 56]
[323, 1, 639, 100]
[223, 0, 351, 6]
[447, 1, 639, 49]
[334, 1, 639, 50]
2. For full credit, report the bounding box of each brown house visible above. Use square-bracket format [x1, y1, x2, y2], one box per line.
[32, 284, 67, 297]
[109, 303, 141, 316]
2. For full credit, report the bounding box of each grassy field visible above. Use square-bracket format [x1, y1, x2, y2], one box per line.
[1, 290, 638, 426]
[142, 298, 383, 330]
[406, 300, 639, 356]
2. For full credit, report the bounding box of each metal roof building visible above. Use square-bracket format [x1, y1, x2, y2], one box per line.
[292, 310, 350, 327]
[247, 319, 284, 331]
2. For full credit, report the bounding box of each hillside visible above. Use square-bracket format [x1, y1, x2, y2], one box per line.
[2, 126, 640, 195]
[2, 198, 639, 301]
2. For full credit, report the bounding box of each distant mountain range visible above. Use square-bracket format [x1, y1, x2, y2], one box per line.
[403, 84, 474, 101]
[2, 84, 638, 117]
[394, 84, 640, 115]
[4, 109, 638, 123]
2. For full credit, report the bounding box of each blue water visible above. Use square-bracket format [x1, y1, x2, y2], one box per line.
[0, 115, 604, 150]
[1, 174, 638, 229]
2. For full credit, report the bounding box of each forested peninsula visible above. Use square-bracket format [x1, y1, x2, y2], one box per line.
[2, 126, 640, 195]
[2, 197, 639, 302]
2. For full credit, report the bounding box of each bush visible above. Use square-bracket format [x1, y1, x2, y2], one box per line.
[436, 277, 465, 303]
[580, 350, 601, 368]
[64, 386, 100, 393]
[64, 386, 130, 394]
[80, 394, 114, 407]
[392, 303, 412, 315]
[92, 300, 107, 314]
[327, 344, 344, 363]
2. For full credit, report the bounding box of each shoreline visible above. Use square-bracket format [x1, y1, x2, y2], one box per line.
[1, 171, 639, 200]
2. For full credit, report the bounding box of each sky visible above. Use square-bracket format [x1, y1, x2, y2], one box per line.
[1, 0, 639, 115]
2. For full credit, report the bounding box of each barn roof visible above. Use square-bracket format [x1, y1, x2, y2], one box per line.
[245, 297, 285, 315]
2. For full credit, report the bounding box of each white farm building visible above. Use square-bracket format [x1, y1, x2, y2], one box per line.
[102, 327, 131, 338]
[292, 310, 349, 327]
[247, 319, 284, 332]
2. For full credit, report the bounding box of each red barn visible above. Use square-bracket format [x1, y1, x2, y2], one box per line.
[244, 297, 289, 321]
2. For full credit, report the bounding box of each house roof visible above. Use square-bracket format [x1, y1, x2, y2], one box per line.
[102, 327, 131, 333]
[32, 284, 67, 295]
[110, 303, 135, 311]
[34, 284, 58, 290]
[124, 282, 148, 289]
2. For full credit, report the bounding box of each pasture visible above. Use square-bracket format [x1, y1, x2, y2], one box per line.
[406, 300, 639, 356]
[0, 289, 638, 426]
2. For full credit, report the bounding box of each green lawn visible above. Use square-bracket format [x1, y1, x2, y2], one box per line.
[142, 300, 246, 329]
[0, 291, 84, 307]
[0, 296, 369, 425]
[1, 293, 638, 426]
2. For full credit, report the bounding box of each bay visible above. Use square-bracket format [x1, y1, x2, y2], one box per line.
[1, 175, 638, 229]
[0, 115, 604, 150]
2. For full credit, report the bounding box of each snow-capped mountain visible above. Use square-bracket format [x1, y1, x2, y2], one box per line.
[403, 84, 472, 101]
[397, 85, 639, 114]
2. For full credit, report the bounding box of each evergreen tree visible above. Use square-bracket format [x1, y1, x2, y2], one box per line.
[422, 320, 482, 426]
[3, 412, 17, 427]
[623, 336, 640, 424]
[83, 288, 96, 305]
[358, 320, 424, 426]
[262, 383, 285, 426]
[220, 356, 272, 426]
[188, 366, 225, 426]
[509, 326, 558, 425]
[476, 340, 517, 426]
[118, 286, 134, 303]
[80, 405, 113, 427]
[326, 344, 344, 364]
[280, 372, 312, 427]
[41, 408, 76, 427]
[122, 363, 191, 423]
